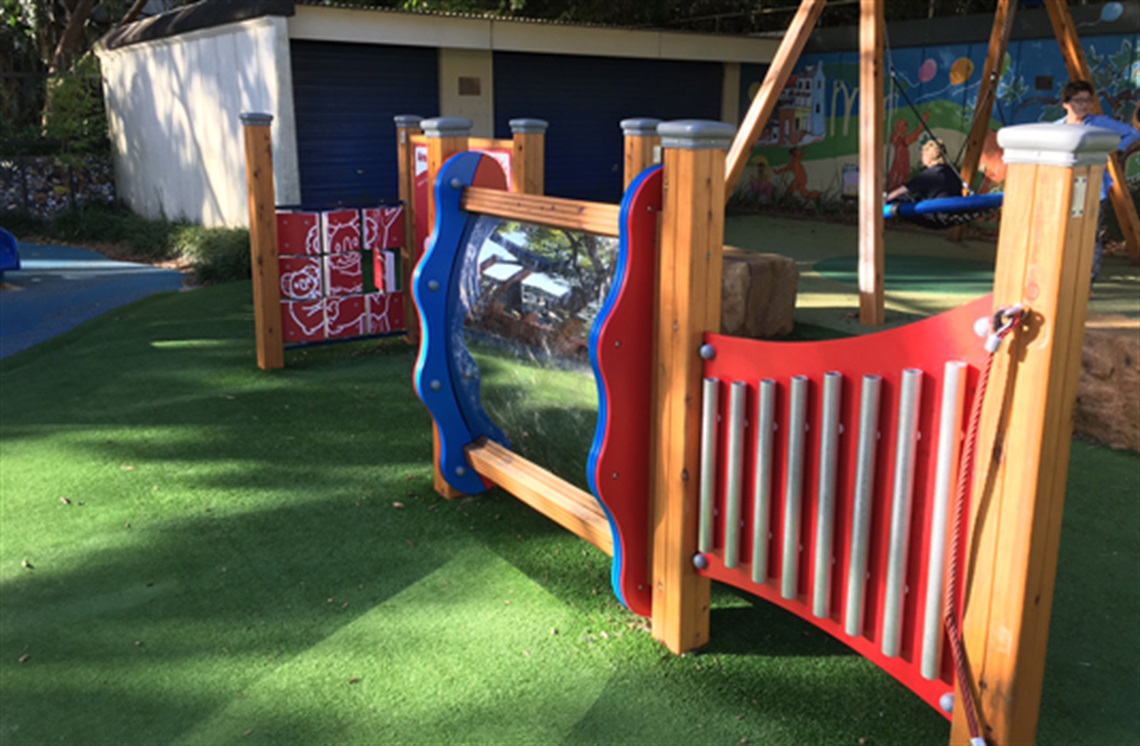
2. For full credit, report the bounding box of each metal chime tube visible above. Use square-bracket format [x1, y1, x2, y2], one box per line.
[844, 374, 882, 637]
[882, 368, 924, 658]
[723, 381, 748, 568]
[751, 379, 777, 584]
[813, 371, 843, 619]
[698, 377, 720, 554]
[781, 375, 809, 600]
[921, 361, 967, 679]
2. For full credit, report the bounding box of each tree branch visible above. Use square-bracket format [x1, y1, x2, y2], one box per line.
[47, 0, 95, 75]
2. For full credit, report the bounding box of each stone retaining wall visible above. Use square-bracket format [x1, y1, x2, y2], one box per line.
[0, 155, 115, 217]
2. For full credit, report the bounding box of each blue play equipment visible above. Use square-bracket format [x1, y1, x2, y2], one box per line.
[0, 228, 20, 280]
[884, 191, 1004, 219]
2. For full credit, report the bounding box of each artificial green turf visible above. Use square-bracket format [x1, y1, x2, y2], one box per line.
[813, 254, 996, 296]
[1, 282, 1137, 744]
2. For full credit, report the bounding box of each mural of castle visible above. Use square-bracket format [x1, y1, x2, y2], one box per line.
[736, 2, 1139, 203]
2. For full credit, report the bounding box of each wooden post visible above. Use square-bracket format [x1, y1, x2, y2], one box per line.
[651, 120, 735, 654]
[723, 0, 826, 197]
[422, 118, 472, 239]
[620, 118, 662, 190]
[951, 123, 1119, 745]
[1043, 0, 1140, 258]
[955, 0, 1016, 197]
[240, 112, 284, 371]
[395, 115, 423, 346]
[509, 118, 547, 195]
[858, 0, 885, 326]
[421, 117, 472, 501]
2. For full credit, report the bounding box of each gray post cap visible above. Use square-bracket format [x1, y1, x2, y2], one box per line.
[421, 117, 473, 138]
[659, 120, 736, 150]
[998, 123, 1122, 168]
[621, 118, 662, 137]
[509, 118, 548, 134]
[394, 114, 424, 128]
[240, 112, 273, 126]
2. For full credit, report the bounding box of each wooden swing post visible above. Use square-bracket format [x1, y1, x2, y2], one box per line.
[857, 0, 885, 326]
[955, 0, 1016, 198]
[723, 0, 827, 196]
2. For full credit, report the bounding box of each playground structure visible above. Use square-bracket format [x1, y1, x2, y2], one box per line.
[238, 3, 1128, 743]
[404, 118, 1119, 746]
[0, 228, 19, 281]
[241, 114, 547, 369]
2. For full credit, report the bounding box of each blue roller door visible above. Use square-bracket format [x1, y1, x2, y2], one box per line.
[290, 41, 438, 209]
[493, 52, 723, 203]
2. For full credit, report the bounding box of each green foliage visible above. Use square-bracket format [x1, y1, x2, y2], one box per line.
[4, 203, 251, 284]
[41, 54, 107, 161]
[170, 225, 251, 285]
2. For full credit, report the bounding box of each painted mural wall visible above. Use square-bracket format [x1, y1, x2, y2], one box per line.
[734, 5, 1139, 206]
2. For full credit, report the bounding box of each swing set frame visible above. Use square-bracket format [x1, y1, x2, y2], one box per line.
[723, 0, 1140, 328]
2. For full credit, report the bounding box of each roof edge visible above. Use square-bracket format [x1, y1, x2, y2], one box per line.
[98, 0, 296, 52]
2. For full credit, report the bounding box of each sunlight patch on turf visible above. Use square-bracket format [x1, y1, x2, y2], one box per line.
[175, 546, 611, 745]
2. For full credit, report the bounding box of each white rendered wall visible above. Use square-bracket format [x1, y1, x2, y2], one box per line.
[98, 16, 300, 228]
[438, 48, 495, 136]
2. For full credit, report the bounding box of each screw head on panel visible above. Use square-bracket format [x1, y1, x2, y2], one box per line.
[455, 466, 466, 477]
[699, 344, 716, 360]
[429, 380, 442, 391]
[450, 178, 462, 189]
[427, 280, 440, 291]
[939, 693, 954, 714]
[692, 553, 709, 570]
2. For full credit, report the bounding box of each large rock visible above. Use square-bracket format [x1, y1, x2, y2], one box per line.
[1074, 315, 1139, 451]
[721, 247, 799, 338]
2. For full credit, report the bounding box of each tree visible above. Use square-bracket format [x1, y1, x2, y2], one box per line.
[1, 0, 162, 150]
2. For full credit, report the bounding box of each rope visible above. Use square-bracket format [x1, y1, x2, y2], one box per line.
[883, 20, 964, 186]
[944, 304, 1025, 746]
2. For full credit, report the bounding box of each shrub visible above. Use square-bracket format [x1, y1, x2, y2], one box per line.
[0, 209, 47, 236]
[171, 225, 250, 285]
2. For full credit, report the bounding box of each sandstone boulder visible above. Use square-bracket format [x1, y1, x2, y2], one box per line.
[721, 247, 799, 338]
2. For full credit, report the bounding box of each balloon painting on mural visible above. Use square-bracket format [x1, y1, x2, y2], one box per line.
[949, 57, 974, 86]
[1101, 2, 1124, 23]
[918, 59, 937, 84]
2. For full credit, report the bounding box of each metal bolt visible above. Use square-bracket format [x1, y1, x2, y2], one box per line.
[429, 380, 442, 391]
[455, 466, 466, 477]
[692, 553, 709, 570]
[939, 693, 954, 714]
[699, 344, 716, 360]
[450, 178, 462, 189]
[428, 280, 440, 291]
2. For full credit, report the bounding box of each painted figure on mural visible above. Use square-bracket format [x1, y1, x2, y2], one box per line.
[1055, 80, 1139, 285]
[775, 147, 819, 201]
[887, 113, 931, 190]
[747, 154, 775, 205]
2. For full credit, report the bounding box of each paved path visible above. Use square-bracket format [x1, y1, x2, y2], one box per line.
[0, 243, 187, 359]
